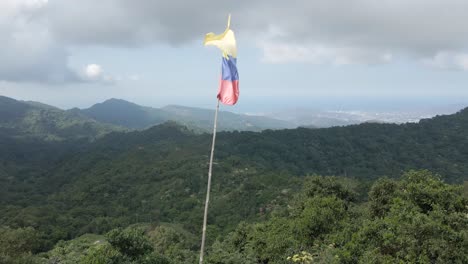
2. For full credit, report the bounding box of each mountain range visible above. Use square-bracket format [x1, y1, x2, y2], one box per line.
[74, 98, 296, 132]
[3, 95, 462, 139]
[0, 96, 296, 140]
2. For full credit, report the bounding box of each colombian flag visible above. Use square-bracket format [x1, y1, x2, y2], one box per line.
[204, 15, 239, 105]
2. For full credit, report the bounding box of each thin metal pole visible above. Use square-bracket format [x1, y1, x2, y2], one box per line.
[199, 99, 220, 264]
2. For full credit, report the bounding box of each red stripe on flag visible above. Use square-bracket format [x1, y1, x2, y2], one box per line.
[217, 80, 239, 105]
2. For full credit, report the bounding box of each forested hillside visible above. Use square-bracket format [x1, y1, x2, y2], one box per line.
[0, 106, 467, 263]
[0, 96, 123, 141]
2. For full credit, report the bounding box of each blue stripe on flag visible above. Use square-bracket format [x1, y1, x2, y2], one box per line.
[221, 56, 239, 81]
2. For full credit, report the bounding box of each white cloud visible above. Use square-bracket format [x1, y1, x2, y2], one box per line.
[0, 0, 114, 84]
[0, 0, 79, 83]
[24, 0, 48, 9]
[423, 52, 468, 71]
[85, 64, 102, 79]
[260, 41, 393, 65]
[44, 1, 468, 53]
[82, 64, 116, 84]
[3, 0, 468, 83]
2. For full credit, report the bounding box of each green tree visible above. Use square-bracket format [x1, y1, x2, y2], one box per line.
[106, 227, 153, 259]
[368, 178, 399, 218]
[82, 227, 170, 264]
[0, 226, 43, 263]
[340, 170, 468, 263]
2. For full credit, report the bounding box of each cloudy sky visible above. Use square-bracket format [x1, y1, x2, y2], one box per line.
[1, 0, 468, 112]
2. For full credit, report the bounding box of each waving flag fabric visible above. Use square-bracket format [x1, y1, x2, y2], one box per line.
[204, 15, 239, 105]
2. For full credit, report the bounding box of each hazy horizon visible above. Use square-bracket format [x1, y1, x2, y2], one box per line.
[2, 93, 467, 118]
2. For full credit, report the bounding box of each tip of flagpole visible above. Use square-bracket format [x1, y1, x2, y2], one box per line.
[227, 14, 231, 29]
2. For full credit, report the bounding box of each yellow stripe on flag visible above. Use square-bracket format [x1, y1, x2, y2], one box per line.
[204, 15, 237, 59]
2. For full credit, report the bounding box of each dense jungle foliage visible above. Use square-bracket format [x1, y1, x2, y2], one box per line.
[1, 102, 468, 263]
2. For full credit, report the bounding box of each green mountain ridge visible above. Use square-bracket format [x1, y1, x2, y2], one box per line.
[78, 98, 296, 131]
[0, 96, 124, 141]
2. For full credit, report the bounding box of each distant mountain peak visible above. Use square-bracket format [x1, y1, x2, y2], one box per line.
[103, 98, 130, 103]
[80, 98, 155, 129]
[96, 98, 140, 107]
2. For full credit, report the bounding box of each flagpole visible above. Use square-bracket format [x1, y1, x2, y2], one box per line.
[199, 99, 220, 264]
